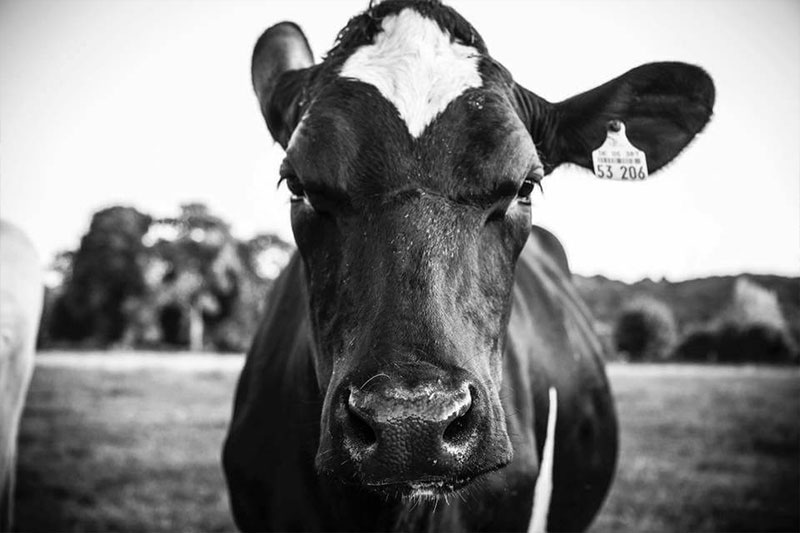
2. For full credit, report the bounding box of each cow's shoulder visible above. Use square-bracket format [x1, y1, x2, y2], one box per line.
[223, 252, 326, 530]
[529, 225, 570, 278]
[510, 227, 618, 532]
[513, 225, 606, 368]
[228, 251, 313, 422]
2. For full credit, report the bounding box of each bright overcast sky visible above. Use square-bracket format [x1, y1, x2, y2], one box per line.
[1, 0, 798, 282]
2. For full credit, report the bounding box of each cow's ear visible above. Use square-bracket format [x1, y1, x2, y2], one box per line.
[523, 62, 715, 174]
[252, 22, 314, 148]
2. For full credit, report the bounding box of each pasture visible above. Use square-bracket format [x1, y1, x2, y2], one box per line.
[13, 353, 799, 532]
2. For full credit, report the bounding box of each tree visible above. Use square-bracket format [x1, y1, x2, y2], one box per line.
[721, 278, 787, 330]
[38, 250, 75, 346]
[713, 278, 796, 362]
[140, 203, 235, 350]
[206, 233, 293, 351]
[52, 206, 151, 344]
[126, 202, 273, 351]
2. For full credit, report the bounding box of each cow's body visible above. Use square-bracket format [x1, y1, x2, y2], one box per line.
[224, 1, 713, 531]
[225, 228, 616, 532]
[0, 221, 42, 531]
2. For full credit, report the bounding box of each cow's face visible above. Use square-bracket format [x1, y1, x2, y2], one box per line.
[252, 1, 714, 499]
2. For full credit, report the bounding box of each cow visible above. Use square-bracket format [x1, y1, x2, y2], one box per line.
[0, 220, 43, 531]
[223, 1, 715, 531]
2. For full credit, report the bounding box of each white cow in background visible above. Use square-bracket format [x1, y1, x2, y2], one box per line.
[0, 220, 43, 531]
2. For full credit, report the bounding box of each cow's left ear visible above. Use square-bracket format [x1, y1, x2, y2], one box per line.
[252, 22, 315, 148]
[520, 62, 715, 174]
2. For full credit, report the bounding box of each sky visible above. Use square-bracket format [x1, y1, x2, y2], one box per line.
[1, 0, 798, 283]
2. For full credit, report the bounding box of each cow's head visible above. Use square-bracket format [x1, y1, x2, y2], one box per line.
[252, 0, 713, 499]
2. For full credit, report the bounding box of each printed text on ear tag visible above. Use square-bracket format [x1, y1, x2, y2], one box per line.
[591, 120, 649, 180]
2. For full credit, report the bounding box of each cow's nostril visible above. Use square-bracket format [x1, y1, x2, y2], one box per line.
[345, 391, 377, 447]
[442, 386, 474, 445]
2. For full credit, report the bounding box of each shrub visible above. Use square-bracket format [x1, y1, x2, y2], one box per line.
[718, 322, 796, 363]
[613, 298, 678, 361]
[675, 323, 797, 364]
[673, 328, 718, 362]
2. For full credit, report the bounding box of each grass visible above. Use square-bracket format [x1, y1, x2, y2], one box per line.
[13, 353, 800, 532]
[592, 365, 799, 532]
[14, 353, 238, 532]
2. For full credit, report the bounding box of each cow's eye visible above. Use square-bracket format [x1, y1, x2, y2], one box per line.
[285, 175, 306, 202]
[516, 170, 544, 205]
[280, 160, 307, 203]
[518, 179, 534, 198]
[517, 177, 537, 203]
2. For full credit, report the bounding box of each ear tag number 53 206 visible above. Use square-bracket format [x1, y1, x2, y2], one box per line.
[591, 120, 649, 181]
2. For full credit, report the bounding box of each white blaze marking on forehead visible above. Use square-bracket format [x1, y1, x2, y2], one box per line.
[338, 9, 483, 138]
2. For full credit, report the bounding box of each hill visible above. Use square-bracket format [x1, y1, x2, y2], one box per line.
[574, 273, 800, 344]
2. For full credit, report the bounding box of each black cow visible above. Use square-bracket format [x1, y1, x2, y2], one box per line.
[223, 1, 714, 531]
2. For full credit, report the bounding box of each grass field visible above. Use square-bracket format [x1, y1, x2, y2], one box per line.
[13, 353, 800, 532]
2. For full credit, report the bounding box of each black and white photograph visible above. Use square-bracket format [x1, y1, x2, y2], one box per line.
[0, 0, 798, 531]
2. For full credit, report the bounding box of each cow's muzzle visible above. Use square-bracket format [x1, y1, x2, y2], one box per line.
[324, 374, 512, 497]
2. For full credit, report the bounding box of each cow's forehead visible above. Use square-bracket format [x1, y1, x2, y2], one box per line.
[285, 3, 536, 196]
[338, 8, 483, 138]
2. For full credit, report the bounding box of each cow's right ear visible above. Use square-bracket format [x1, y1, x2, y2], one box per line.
[252, 22, 314, 148]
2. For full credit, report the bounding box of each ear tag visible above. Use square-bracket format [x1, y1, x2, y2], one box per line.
[591, 120, 649, 180]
